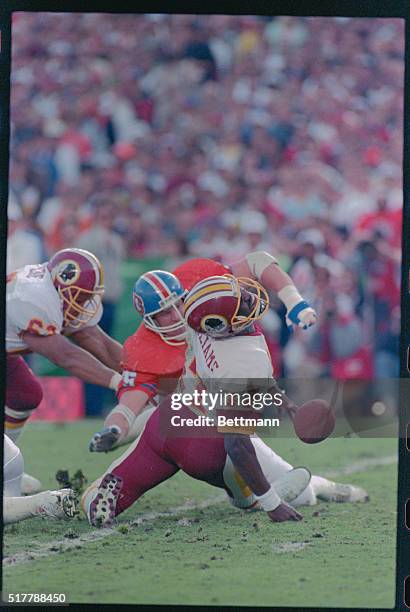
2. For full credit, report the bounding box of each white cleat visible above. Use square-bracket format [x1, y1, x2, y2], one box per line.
[273, 467, 312, 504]
[35, 489, 78, 520]
[317, 482, 369, 503]
[21, 472, 43, 495]
[86, 473, 123, 528]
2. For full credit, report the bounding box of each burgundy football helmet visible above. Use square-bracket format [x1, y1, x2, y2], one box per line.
[184, 274, 269, 338]
[47, 248, 104, 328]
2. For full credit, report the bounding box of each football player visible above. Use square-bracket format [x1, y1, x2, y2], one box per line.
[89, 251, 317, 452]
[182, 274, 367, 513]
[83, 270, 367, 528]
[6, 248, 123, 490]
[4, 434, 77, 524]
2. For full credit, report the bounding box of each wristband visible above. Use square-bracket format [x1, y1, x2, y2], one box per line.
[278, 285, 304, 311]
[245, 251, 278, 280]
[108, 404, 136, 428]
[255, 485, 281, 512]
[109, 372, 122, 391]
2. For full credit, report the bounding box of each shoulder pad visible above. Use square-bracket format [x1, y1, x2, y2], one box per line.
[122, 324, 186, 375]
[173, 258, 231, 291]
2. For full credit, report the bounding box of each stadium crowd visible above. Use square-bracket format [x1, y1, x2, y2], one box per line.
[8, 13, 403, 382]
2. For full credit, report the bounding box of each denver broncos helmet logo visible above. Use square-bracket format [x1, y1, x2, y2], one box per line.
[133, 292, 145, 315]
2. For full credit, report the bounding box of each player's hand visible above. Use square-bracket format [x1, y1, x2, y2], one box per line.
[277, 399, 298, 421]
[89, 426, 121, 453]
[286, 301, 317, 331]
[267, 502, 303, 522]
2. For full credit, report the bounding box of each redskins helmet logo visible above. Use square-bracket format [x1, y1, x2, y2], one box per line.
[133, 293, 145, 315]
[201, 314, 229, 336]
[55, 260, 80, 285]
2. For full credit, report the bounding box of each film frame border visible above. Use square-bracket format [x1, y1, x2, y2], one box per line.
[0, 0, 409, 609]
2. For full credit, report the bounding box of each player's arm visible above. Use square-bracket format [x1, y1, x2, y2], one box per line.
[223, 433, 302, 522]
[89, 388, 150, 452]
[69, 325, 122, 371]
[230, 250, 317, 330]
[89, 361, 160, 452]
[21, 332, 121, 390]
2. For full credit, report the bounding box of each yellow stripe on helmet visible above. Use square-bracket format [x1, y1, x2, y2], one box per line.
[183, 282, 234, 312]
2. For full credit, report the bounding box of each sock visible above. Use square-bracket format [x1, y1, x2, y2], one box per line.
[5, 406, 33, 443]
[310, 475, 339, 499]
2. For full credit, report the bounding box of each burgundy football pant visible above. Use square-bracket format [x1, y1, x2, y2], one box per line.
[106, 400, 229, 516]
[5, 355, 44, 431]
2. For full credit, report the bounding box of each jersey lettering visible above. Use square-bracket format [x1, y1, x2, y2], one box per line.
[25, 265, 47, 279]
[122, 370, 137, 387]
[26, 318, 57, 335]
[206, 350, 219, 372]
[197, 334, 219, 372]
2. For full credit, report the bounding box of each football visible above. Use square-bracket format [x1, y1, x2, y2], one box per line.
[293, 399, 335, 444]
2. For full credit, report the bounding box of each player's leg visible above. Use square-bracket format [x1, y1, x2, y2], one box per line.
[5, 356, 44, 493]
[222, 440, 315, 510]
[5, 356, 43, 442]
[221, 436, 316, 508]
[4, 490, 77, 524]
[169, 431, 312, 509]
[244, 436, 317, 507]
[82, 408, 180, 526]
[4, 434, 24, 496]
[3, 435, 76, 524]
[167, 435, 227, 489]
[250, 437, 368, 504]
[309, 475, 369, 503]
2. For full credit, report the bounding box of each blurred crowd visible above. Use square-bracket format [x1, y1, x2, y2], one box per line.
[8, 13, 403, 383]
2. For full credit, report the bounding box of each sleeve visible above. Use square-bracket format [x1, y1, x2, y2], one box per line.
[117, 369, 160, 401]
[10, 299, 61, 337]
[116, 335, 160, 400]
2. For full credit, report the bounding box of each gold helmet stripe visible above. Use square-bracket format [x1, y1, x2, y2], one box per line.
[184, 282, 234, 312]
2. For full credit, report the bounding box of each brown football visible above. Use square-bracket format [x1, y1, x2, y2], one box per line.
[293, 399, 335, 444]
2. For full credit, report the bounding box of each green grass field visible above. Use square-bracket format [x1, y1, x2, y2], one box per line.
[3, 421, 398, 608]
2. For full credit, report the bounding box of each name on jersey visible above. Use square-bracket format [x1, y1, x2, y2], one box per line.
[197, 333, 219, 372]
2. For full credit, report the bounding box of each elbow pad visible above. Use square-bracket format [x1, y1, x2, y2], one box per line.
[246, 251, 278, 280]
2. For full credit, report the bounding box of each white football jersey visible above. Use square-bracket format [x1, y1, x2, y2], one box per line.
[180, 329, 274, 420]
[192, 329, 273, 382]
[6, 263, 102, 353]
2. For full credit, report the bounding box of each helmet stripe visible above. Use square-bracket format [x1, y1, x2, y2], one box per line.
[184, 290, 234, 320]
[184, 282, 234, 311]
[143, 271, 172, 300]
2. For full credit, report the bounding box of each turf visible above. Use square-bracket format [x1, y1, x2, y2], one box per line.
[3, 421, 398, 608]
